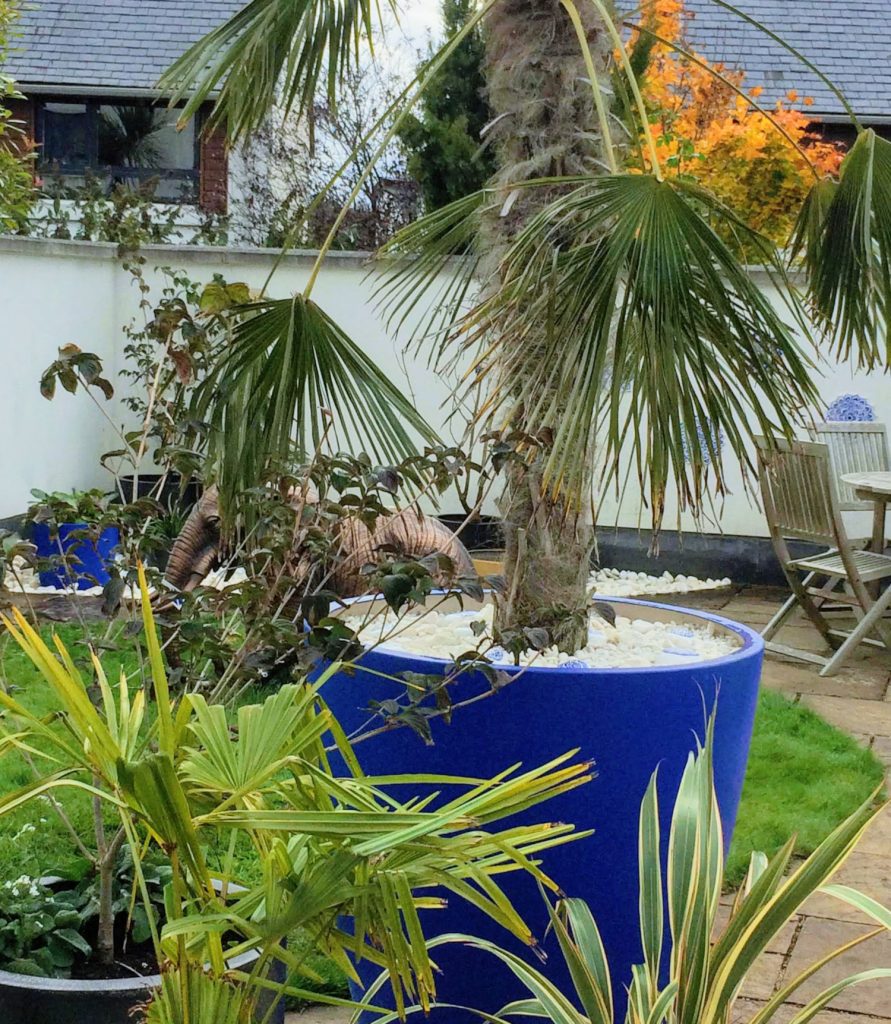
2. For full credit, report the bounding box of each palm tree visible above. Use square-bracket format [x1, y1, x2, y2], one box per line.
[98, 105, 166, 169]
[161, 0, 891, 652]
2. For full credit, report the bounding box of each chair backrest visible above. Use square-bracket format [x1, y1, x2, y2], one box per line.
[809, 421, 890, 511]
[755, 436, 844, 547]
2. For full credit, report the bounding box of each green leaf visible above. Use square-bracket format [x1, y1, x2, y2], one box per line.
[53, 928, 93, 957]
[792, 129, 891, 368]
[638, 771, 663, 996]
[159, 0, 397, 141]
[819, 884, 891, 929]
[5, 957, 50, 977]
[548, 898, 612, 1024]
[380, 174, 818, 536]
[191, 294, 439, 515]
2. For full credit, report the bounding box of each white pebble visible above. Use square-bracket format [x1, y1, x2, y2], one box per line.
[345, 603, 740, 669]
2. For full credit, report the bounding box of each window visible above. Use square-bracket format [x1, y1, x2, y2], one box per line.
[37, 98, 199, 202]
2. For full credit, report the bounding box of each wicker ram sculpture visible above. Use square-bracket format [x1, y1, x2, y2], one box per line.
[163, 485, 476, 599]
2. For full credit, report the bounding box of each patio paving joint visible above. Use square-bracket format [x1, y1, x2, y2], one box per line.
[774, 915, 806, 991]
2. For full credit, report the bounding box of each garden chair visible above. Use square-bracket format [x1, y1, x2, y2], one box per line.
[808, 421, 890, 604]
[755, 436, 891, 677]
[809, 421, 890, 512]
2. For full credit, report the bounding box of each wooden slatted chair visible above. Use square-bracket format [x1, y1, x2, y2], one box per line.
[756, 436, 891, 677]
[809, 421, 890, 513]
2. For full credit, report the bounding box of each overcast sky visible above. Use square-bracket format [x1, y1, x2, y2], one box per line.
[399, 3, 444, 47]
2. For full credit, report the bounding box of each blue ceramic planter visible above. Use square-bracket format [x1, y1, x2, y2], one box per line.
[31, 523, 120, 590]
[319, 595, 763, 1022]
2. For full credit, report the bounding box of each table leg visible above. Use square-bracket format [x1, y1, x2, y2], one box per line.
[873, 499, 887, 554]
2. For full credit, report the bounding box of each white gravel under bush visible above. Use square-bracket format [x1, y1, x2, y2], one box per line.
[589, 567, 732, 597]
[3, 558, 731, 602]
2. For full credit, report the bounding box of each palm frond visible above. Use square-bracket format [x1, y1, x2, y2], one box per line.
[142, 963, 255, 1024]
[159, 0, 394, 140]
[192, 295, 439, 509]
[372, 189, 487, 365]
[792, 129, 891, 368]
[404, 174, 818, 532]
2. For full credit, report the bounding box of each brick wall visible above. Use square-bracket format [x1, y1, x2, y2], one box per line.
[3, 96, 36, 161]
[199, 121, 229, 214]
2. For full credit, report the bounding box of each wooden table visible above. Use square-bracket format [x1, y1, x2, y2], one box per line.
[841, 470, 891, 553]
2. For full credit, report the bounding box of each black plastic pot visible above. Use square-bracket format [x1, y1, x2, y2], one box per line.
[437, 513, 503, 551]
[0, 878, 285, 1024]
[0, 949, 274, 1024]
[116, 474, 202, 512]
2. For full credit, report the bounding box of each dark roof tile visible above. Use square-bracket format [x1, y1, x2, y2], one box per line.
[4, 0, 243, 92]
[683, 0, 891, 119]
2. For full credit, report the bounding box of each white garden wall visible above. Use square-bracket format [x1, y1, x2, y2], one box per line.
[0, 235, 886, 540]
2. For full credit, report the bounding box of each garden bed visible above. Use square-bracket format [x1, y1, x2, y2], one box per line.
[0, 622, 881, 898]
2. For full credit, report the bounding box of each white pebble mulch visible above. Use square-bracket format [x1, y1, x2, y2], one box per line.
[1, 558, 247, 599]
[3, 558, 732, 614]
[345, 601, 740, 669]
[589, 567, 731, 598]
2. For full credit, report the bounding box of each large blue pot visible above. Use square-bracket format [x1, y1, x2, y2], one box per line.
[31, 523, 120, 590]
[319, 595, 763, 1021]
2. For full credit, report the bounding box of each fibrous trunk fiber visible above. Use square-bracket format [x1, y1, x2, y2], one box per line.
[481, 0, 613, 651]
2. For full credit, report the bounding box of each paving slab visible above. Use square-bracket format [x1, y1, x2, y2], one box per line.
[286, 1008, 352, 1024]
[852, 804, 891, 858]
[761, 660, 890, 700]
[739, 951, 787, 1001]
[732, 998, 889, 1024]
[720, 597, 788, 626]
[781, 917, 891, 1017]
[800, 695, 891, 739]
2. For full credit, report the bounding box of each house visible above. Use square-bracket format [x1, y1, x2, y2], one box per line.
[683, 0, 891, 144]
[3, 0, 244, 213]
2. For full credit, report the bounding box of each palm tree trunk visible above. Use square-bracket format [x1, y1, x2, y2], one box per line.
[482, 0, 613, 652]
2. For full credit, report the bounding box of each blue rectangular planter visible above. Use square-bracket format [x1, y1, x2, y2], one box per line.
[31, 523, 120, 591]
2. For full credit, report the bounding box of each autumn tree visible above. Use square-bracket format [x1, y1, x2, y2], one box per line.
[631, 0, 843, 247]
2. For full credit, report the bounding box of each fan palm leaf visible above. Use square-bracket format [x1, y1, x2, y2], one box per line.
[159, 0, 393, 140]
[192, 294, 440, 508]
[791, 129, 891, 368]
[378, 174, 818, 532]
[142, 963, 254, 1024]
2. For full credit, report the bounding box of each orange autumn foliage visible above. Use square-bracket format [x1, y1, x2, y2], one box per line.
[629, 0, 843, 247]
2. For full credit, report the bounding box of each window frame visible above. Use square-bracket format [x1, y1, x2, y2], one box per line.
[34, 95, 202, 203]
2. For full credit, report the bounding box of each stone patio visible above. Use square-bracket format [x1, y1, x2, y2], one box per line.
[286, 584, 891, 1024]
[686, 586, 891, 1024]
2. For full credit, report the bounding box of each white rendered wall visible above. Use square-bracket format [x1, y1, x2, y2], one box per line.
[0, 237, 886, 539]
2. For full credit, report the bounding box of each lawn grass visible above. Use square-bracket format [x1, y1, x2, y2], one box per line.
[725, 689, 885, 886]
[0, 621, 883, 987]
